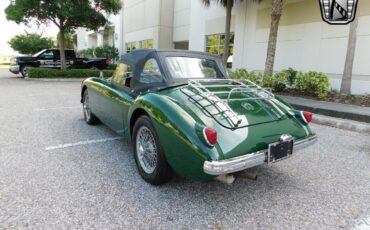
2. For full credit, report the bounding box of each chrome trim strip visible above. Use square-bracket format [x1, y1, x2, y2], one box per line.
[203, 134, 317, 175]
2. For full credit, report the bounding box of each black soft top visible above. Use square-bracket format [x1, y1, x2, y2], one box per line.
[121, 49, 220, 64]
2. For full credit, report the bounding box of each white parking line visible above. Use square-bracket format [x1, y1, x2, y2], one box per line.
[34, 106, 81, 112]
[354, 215, 370, 230]
[45, 137, 123, 151]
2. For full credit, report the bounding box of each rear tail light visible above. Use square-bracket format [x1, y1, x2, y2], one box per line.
[203, 127, 217, 147]
[301, 111, 313, 123]
[105, 58, 110, 65]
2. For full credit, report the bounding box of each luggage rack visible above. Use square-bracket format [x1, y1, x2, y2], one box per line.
[181, 79, 275, 128]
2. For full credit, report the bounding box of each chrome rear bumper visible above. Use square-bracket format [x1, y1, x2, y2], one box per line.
[203, 135, 317, 175]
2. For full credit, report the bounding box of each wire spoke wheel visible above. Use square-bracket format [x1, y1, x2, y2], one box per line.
[136, 126, 158, 174]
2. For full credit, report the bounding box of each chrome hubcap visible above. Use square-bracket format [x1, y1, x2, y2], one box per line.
[136, 126, 157, 174]
[83, 94, 91, 120]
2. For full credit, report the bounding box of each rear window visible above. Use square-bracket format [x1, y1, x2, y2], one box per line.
[165, 57, 222, 79]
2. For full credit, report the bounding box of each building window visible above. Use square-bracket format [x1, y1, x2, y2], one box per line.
[205, 33, 234, 57]
[139, 39, 154, 49]
[126, 42, 136, 53]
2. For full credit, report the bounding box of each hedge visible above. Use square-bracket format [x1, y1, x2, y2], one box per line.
[296, 71, 330, 99]
[28, 68, 114, 78]
[228, 68, 331, 98]
[107, 64, 118, 70]
[228, 69, 289, 92]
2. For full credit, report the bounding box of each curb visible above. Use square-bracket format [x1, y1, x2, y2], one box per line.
[290, 103, 370, 123]
[24, 77, 85, 82]
[313, 114, 370, 134]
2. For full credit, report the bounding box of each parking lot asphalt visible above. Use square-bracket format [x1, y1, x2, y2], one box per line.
[0, 69, 370, 229]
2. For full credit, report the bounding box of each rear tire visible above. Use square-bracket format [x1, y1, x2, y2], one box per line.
[82, 90, 100, 125]
[133, 115, 173, 185]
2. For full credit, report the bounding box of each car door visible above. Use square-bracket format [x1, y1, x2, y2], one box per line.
[38, 50, 55, 68]
[97, 62, 135, 135]
[53, 50, 75, 68]
[65, 50, 75, 68]
[53, 50, 61, 68]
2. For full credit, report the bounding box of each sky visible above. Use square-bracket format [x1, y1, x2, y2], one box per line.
[0, 0, 58, 55]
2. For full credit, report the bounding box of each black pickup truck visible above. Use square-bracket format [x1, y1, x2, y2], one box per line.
[9, 49, 110, 77]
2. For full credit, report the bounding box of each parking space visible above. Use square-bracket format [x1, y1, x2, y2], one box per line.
[0, 69, 370, 229]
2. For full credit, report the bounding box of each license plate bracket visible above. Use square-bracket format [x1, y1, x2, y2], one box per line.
[268, 139, 294, 163]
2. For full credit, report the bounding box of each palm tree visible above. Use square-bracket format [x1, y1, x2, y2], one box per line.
[202, 0, 241, 64]
[340, 14, 360, 94]
[263, 0, 284, 76]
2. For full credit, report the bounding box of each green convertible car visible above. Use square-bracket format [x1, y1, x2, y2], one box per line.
[81, 49, 317, 185]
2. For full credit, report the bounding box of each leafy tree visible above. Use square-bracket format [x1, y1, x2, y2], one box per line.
[8, 33, 55, 55]
[5, 0, 122, 69]
[264, 0, 284, 76]
[340, 11, 360, 94]
[56, 30, 77, 49]
[202, 0, 260, 64]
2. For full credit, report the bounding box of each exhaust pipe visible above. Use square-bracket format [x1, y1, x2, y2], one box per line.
[215, 174, 236, 184]
[215, 171, 258, 184]
[235, 171, 258, 181]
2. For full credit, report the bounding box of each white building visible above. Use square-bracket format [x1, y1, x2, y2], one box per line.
[77, 0, 370, 94]
[76, 12, 124, 54]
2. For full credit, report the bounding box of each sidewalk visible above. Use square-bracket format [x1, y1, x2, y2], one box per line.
[280, 95, 370, 123]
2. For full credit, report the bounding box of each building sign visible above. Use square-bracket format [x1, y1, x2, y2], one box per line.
[319, 0, 359, 25]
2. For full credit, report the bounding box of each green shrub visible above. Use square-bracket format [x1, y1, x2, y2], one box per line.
[228, 69, 264, 84]
[229, 68, 288, 92]
[77, 48, 94, 58]
[281, 67, 299, 86]
[94, 45, 119, 60]
[261, 75, 275, 89]
[229, 68, 330, 97]
[28, 68, 114, 78]
[272, 71, 288, 92]
[296, 71, 330, 98]
[107, 64, 118, 70]
[77, 45, 119, 61]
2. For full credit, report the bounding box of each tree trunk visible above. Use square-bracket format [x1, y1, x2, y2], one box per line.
[340, 14, 359, 94]
[223, 0, 233, 65]
[59, 27, 67, 70]
[264, 0, 283, 76]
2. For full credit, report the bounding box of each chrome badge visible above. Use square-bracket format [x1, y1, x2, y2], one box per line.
[319, 0, 359, 25]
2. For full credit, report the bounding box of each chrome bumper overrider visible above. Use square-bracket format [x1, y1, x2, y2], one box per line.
[203, 135, 317, 175]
